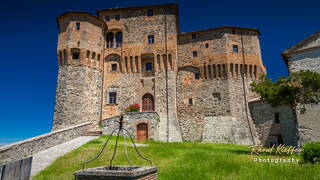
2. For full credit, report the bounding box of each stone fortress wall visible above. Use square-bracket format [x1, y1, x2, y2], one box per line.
[0, 122, 92, 163]
[51, 4, 274, 145]
[177, 28, 265, 144]
[97, 4, 182, 142]
[53, 13, 106, 130]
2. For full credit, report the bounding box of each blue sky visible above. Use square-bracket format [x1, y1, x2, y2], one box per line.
[0, 0, 319, 143]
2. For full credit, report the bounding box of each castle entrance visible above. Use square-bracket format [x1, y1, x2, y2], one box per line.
[142, 93, 154, 111]
[137, 123, 148, 141]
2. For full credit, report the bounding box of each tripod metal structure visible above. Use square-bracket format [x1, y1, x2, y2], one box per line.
[81, 114, 152, 170]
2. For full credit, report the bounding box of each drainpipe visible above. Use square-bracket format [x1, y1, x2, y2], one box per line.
[240, 31, 255, 145]
[99, 26, 107, 127]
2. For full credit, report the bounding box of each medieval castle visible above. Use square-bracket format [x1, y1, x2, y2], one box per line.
[52, 3, 319, 146]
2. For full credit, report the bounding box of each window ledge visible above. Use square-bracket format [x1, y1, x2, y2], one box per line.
[105, 103, 118, 106]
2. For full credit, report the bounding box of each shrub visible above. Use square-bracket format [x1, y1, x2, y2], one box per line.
[125, 104, 140, 112]
[301, 142, 320, 164]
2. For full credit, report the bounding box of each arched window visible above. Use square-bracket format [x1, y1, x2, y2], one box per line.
[249, 65, 253, 78]
[142, 93, 154, 111]
[105, 54, 121, 73]
[106, 32, 114, 48]
[115, 32, 122, 47]
[218, 64, 221, 78]
[240, 64, 243, 76]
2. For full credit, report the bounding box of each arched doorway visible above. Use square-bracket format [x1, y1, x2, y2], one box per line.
[137, 123, 148, 141]
[142, 93, 154, 111]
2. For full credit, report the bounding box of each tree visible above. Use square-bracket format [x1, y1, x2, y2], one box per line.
[251, 70, 320, 146]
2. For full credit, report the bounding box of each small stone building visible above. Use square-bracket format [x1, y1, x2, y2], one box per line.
[282, 32, 320, 145]
[248, 98, 297, 146]
[52, 3, 272, 145]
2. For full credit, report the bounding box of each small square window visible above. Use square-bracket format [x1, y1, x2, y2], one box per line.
[194, 73, 200, 80]
[111, 64, 117, 71]
[192, 51, 197, 57]
[147, 9, 154, 16]
[213, 93, 221, 100]
[115, 14, 120, 21]
[148, 35, 154, 44]
[205, 43, 209, 48]
[188, 98, 193, 105]
[192, 33, 196, 40]
[233, 45, 239, 53]
[274, 113, 280, 124]
[76, 22, 80, 30]
[109, 92, 117, 104]
[146, 62, 153, 71]
[105, 16, 111, 21]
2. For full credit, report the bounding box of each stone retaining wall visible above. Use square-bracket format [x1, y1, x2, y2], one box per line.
[0, 122, 92, 163]
[102, 112, 159, 141]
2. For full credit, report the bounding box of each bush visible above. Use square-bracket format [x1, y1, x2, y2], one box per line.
[125, 104, 140, 112]
[301, 142, 320, 164]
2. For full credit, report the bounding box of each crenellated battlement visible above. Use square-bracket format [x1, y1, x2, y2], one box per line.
[52, 4, 266, 144]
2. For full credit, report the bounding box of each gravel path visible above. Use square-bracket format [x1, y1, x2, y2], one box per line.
[31, 136, 98, 177]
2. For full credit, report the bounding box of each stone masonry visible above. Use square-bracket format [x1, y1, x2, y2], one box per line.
[282, 32, 320, 145]
[0, 122, 92, 163]
[249, 100, 298, 146]
[103, 112, 159, 141]
[52, 4, 271, 145]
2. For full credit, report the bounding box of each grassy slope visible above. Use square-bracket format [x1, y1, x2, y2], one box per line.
[33, 135, 320, 180]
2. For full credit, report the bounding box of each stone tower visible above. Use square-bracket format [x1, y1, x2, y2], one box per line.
[52, 12, 107, 130]
[177, 27, 266, 144]
[97, 4, 182, 142]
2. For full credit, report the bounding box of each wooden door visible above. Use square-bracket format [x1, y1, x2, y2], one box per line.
[137, 123, 148, 141]
[142, 93, 154, 111]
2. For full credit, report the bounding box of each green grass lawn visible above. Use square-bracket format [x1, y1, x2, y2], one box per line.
[33, 135, 320, 180]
